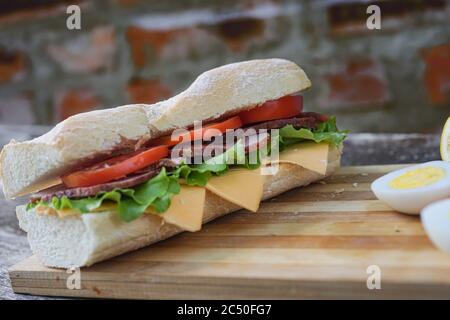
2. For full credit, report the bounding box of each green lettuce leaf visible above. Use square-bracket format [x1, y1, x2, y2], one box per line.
[172, 138, 253, 186]
[28, 117, 347, 222]
[279, 116, 348, 148]
[28, 168, 181, 222]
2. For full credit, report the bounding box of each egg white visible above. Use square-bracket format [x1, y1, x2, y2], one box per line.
[421, 198, 450, 255]
[371, 161, 450, 214]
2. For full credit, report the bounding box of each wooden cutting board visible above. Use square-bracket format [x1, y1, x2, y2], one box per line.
[9, 165, 450, 299]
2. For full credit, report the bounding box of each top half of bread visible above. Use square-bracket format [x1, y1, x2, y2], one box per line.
[0, 59, 311, 199]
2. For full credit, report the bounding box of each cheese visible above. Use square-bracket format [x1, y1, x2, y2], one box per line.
[156, 185, 206, 232]
[35, 205, 80, 218]
[205, 168, 264, 212]
[264, 142, 329, 175]
[35, 202, 116, 218]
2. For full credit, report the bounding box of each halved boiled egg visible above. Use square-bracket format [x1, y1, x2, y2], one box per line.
[371, 161, 450, 214]
[421, 198, 450, 255]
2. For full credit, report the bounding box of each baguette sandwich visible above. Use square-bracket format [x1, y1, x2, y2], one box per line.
[0, 59, 347, 268]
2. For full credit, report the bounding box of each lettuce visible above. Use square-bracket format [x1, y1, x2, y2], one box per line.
[28, 168, 181, 222]
[279, 116, 348, 149]
[171, 138, 252, 186]
[28, 117, 347, 222]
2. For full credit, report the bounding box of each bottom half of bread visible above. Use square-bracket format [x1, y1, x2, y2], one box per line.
[17, 147, 341, 268]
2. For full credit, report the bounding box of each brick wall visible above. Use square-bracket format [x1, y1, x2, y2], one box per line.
[0, 0, 448, 133]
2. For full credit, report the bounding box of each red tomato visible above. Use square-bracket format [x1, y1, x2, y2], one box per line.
[61, 145, 169, 188]
[239, 95, 303, 125]
[151, 116, 243, 146]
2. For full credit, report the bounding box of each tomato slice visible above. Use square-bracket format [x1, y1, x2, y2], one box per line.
[61, 145, 169, 188]
[152, 116, 243, 147]
[239, 95, 303, 125]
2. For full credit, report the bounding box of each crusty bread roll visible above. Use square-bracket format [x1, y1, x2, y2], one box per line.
[2, 58, 342, 269]
[0, 59, 310, 199]
[17, 146, 341, 268]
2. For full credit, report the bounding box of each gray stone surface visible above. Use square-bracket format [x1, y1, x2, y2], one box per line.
[0, 125, 441, 299]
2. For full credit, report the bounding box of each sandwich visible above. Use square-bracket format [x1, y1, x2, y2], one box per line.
[0, 59, 347, 268]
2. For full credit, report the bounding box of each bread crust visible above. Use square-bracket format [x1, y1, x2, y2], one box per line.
[16, 146, 341, 268]
[1, 59, 311, 199]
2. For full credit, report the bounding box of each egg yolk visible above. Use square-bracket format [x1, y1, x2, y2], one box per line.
[389, 166, 446, 190]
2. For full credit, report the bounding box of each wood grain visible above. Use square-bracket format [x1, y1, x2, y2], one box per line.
[8, 165, 450, 299]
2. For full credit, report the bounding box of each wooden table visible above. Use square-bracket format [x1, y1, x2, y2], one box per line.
[0, 125, 442, 299]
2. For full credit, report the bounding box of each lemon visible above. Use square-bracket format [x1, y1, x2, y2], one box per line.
[441, 116, 450, 161]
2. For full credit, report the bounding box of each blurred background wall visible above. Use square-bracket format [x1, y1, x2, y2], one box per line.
[0, 0, 448, 133]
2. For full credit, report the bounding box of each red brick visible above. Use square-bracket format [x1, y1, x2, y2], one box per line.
[321, 58, 390, 110]
[125, 3, 282, 64]
[127, 78, 172, 104]
[0, 92, 34, 124]
[54, 88, 99, 121]
[213, 17, 265, 52]
[126, 26, 184, 67]
[0, 47, 27, 84]
[421, 43, 450, 106]
[47, 26, 116, 74]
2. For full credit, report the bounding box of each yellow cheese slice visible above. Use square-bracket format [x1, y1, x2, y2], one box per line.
[264, 142, 329, 175]
[205, 168, 264, 212]
[156, 185, 206, 232]
[36, 202, 118, 218]
[35, 205, 80, 218]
